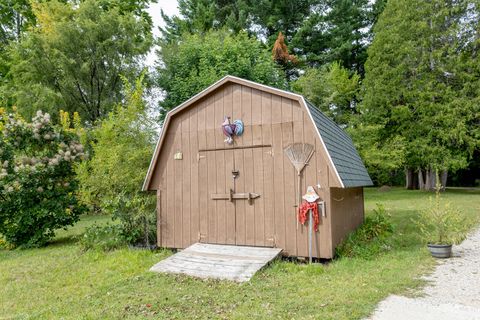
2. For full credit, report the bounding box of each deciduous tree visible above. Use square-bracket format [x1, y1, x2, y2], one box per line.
[1, 0, 152, 123]
[292, 62, 360, 125]
[156, 29, 285, 114]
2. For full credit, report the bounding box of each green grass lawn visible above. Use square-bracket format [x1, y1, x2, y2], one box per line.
[1, 188, 479, 319]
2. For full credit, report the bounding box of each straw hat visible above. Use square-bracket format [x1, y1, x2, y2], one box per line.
[302, 186, 319, 203]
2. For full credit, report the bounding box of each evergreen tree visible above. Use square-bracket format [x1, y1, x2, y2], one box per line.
[360, 0, 479, 189]
[159, 0, 250, 43]
[159, 0, 315, 45]
[292, 0, 384, 75]
[248, 0, 316, 44]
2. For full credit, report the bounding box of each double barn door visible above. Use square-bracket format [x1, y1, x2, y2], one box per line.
[198, 146, 275, 247]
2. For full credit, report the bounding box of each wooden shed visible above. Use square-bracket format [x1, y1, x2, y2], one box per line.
[143, 76, 373, 259]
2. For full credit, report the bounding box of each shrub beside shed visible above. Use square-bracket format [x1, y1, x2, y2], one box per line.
[143, 76, 373, 259]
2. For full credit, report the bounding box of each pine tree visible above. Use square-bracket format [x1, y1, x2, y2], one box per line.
[159, 0, 315, 46]
[360, 0, 479, 189]
[292, 0, 383, 75]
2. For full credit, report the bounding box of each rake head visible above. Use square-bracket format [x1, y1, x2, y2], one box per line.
[284, 143, 314, 173]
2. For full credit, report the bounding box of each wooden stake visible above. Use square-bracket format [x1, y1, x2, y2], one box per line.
[308, 208, 313, 264]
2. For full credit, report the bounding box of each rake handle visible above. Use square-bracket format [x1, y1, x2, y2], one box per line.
[297, 170, 301, 230]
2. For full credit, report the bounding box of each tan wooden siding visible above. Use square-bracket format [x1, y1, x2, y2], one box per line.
[329, 187, 365, 252]
[151, 82, 343, 258]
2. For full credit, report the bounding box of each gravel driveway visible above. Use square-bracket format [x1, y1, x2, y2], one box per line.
[368, 227, 480, 320]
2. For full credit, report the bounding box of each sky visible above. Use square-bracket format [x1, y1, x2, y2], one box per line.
[148, 1, 180, 37]
[146, 1, 180, 66]
[144, 1, 179, 108]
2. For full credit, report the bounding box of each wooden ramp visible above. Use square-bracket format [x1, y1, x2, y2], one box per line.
[150, 243, 282, 282]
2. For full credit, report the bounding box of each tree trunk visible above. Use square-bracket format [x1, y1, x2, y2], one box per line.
[440, 170, 448, 191]
[425, 168, 430, 190]
[405, 168, 415, 189]
[418, 168, 425, 190]
[425, 169, 437, 191]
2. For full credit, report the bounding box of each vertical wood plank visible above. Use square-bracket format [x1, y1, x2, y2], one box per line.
[189, 104, 199, 244]
[216, 149, 227, 244]
[207, 147, 217, 244]
[262, 92, 275, 247]
[165, 132, 175, 248]
[215, 89, 227, 244]
[253, 147, 265, 246]
[172, 119, 183, 248]
[156, 189, 161, 246]
[303, 111, 319, 257]
[261, 92, 273, 145]
[315, 137, 332, 258]
[161, 184, 167, 247]
[225, 150, 235, 244]
[244, 147, 255, 245]
[251, 89, 262, 145]
[205, 95, 216, 149]
[204, 95, 217, 243]
[198, 152, 208, 243]
[197, 100, 207, 151]
[181, 113, 191, 248]
[154, 131, 169, 247]
[223, 85, 236, 244]
[282, 98, 297, 256]
[197, 100, 208, 243]
[234, 148, 246, 245]
[241, 86, 252, 146]
[271, 94, 285, 250]
[232, 84, 243, 147]
[293, 103, 308, 257]
[214, 90, 225, 149]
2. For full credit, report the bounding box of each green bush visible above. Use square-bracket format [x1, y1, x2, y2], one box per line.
[79, 223, 126, 251]
[0, 109, 86, 248]
[76, 74, 156, 247]
[336, 204, 394, 259]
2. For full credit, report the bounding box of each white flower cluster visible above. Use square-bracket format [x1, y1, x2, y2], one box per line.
[3, 180, 21, 193]
[0, 161, 8, 179]
[2, 115, 24, 140]
[1, 110, 86, 196]
[31, 111, 55, 140]
[13, 157, 44, 173]
[57, 141, 85, 163]
[11, 141, 85, 172]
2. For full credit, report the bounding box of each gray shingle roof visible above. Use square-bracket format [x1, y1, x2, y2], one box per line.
[305, 100, 373, 188]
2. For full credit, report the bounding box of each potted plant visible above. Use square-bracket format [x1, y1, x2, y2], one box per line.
[416, 179, 467, 258]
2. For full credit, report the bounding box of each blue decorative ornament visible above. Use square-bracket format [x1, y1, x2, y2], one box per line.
[233, 119, 244, 136]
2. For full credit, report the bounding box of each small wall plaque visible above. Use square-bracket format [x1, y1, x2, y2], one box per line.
[174, 152, 183, 160]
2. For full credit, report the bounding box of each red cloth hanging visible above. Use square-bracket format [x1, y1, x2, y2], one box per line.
[298, 201, 320, 231]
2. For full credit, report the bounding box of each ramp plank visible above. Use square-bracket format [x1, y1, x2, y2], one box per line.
[150, 243, 282, 282]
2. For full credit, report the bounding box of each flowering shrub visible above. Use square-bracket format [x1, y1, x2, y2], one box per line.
[0, 109, 86, 247]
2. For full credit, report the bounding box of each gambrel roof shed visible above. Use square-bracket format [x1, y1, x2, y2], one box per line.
[144, 75, 372, 259]
[143, 76, 372, 191]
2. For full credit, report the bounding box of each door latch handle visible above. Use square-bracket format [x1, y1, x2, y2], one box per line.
[232, 170, 239, 179]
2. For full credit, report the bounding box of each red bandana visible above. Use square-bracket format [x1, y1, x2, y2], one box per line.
[298, 201, 320, 231]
